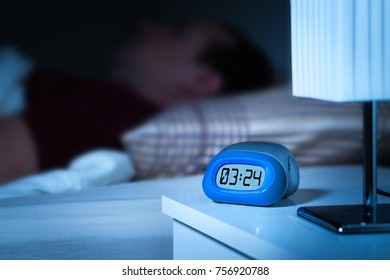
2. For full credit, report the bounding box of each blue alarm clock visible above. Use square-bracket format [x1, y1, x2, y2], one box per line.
[202, 142, 299, 206]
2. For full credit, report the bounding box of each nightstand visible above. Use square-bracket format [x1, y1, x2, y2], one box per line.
[162, 165, 390, 259]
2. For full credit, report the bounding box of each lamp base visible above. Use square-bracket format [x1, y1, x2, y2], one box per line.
[297, 204, 390, 234]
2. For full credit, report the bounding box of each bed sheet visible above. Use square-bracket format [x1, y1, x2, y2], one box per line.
[0, 174, 202, 260]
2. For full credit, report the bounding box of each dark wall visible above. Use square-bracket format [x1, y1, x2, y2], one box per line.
[1, 0, 291, 81]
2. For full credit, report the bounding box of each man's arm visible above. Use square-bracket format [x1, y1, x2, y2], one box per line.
[0, 116, 38, 184]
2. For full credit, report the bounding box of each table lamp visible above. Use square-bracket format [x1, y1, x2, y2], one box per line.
[290, 0, 390, 233]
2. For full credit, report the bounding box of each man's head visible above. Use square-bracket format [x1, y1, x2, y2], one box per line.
[112, 21, 274, 107]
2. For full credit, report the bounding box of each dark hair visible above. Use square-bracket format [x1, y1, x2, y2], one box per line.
[199, 24, 275, 93]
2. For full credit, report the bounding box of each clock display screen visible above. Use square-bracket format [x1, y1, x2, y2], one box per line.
[215, 164, 265, 190]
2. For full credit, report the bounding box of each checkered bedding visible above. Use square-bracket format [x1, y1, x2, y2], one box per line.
[122, 85, 390, 179]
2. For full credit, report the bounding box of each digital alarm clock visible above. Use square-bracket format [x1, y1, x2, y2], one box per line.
[202, 142, 299, 206]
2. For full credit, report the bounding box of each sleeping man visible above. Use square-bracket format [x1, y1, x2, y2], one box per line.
[0, 21, 274, 183]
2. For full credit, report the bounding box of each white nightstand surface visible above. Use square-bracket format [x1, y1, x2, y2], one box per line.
[162, 165, 390, 259]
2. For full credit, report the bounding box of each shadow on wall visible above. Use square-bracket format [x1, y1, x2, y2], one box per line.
[0, 0, 290, 81]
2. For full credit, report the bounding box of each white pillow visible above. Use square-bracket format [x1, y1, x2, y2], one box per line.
[122, 85, 390, 179]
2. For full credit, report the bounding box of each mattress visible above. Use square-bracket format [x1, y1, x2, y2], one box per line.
[0, 174, 202, 260]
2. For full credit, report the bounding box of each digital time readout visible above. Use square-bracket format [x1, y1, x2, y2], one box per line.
[215, 164, 265, 190]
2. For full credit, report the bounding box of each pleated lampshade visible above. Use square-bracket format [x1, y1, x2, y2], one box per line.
[291, 0, 390, 102]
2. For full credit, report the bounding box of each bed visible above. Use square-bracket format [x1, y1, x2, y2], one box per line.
[0, 174, 203, 260]
[1, 84, 390, 260]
